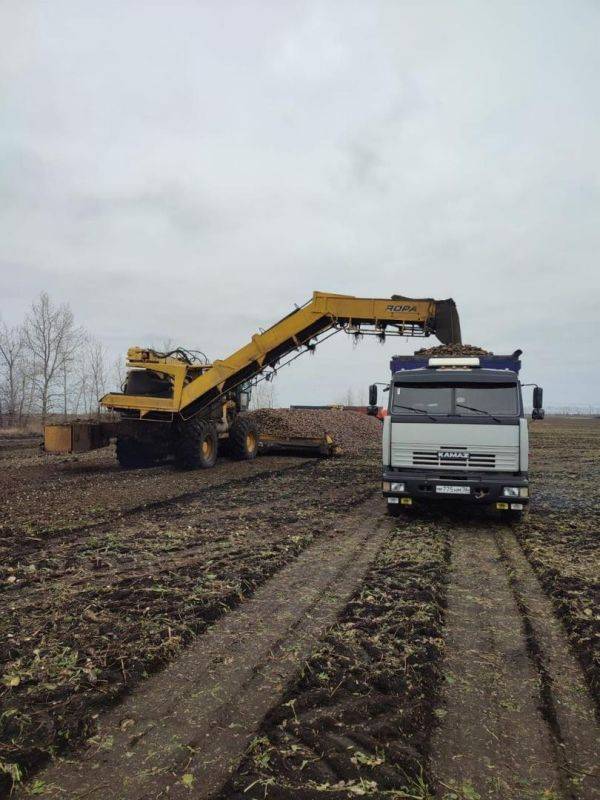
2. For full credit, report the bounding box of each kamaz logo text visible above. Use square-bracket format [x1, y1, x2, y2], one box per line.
[386, 304, 417, 313]
[439, 450, 467, 460]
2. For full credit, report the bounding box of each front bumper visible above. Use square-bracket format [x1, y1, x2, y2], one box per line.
[382, 468, 529, 506]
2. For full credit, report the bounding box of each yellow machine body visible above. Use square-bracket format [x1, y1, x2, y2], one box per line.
[100, 291, 460, 420]
[44, 422, 114, 454]
[44, 291, 460, 463]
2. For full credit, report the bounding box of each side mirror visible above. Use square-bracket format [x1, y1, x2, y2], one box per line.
[367, 384, 378, 416]
[532, 386, 544, 419]
[368, 384, 378, 406]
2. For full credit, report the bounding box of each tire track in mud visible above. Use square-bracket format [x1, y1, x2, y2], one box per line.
[0, 458, 316, 571]
[0, 457, 314, 556]
[14, 496, 391, 800]
[496, 532, 599, 798]
[1, 459, 342, 606]
[430, 524, 599, 800]
[221, 516, 450, 800]
[1, 456, 380, 792]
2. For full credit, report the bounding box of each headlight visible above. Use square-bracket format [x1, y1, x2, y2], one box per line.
[503, 487, 528, 498]
[391, 482, 405, 492]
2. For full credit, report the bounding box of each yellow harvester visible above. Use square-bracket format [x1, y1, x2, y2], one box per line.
[44, 291, 461, 468]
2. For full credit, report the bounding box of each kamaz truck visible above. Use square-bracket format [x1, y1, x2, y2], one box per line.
[370, 351, 544, 519]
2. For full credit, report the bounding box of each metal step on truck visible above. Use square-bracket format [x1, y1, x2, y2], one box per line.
[369, 350, 544, 519]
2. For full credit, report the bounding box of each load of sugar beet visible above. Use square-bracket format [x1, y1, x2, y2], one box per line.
[246, 408, 381, 454]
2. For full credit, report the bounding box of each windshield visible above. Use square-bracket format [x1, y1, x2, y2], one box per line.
[392, 382, 519, 417]
[454, 384, 518, 416]
[392, 385, 452, 415]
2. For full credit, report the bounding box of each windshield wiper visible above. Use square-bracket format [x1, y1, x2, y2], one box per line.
[393, 404, 438, 422]
[455, 403, 502, 424]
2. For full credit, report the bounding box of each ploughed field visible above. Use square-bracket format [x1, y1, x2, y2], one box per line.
[0, 415, 598, 798]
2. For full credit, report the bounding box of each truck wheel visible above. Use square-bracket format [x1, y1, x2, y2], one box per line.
[228, 417, 259, 461]
[116, 437, 153, 469]
[174, 419, 218, 470]
[387, 502, 401, 517]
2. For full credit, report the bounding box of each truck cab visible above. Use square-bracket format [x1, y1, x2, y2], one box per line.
[377, 354, 542, 517]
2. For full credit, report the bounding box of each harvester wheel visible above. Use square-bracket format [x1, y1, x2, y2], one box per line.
[229, 417, 259, 461]
[174, 418, 218, 470]
[116, 437, 154, 469]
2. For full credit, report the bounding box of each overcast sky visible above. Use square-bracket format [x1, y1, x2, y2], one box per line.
[1, 1, 599, 408]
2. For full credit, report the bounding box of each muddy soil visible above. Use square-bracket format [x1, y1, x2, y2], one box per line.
[222, 518, 449, 799]
[0, 452, 378, 789]
[1, 417, 598, 799]
[520, 417, 600, 709]
[430, 524, 598, 799]
[0, 447, 309, 536]
[0, 434, 42, 455]
[219, 418, 600, 800]
[18, 498, 391, 800]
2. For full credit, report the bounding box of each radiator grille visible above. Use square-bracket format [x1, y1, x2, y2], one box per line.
[411, 450, 496, 468]
[391, 443, 518, 471]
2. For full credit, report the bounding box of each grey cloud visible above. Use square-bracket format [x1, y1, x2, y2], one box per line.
[1, 0, 599, 407]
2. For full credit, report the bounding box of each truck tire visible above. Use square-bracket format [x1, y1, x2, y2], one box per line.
[228, 417, 259, 461]
[387, 502, 401, 517]
[174, 418, 218, 470]
[116, 436, 154, 469]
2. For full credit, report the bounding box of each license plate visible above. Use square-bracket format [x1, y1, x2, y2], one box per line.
[436, 485, 470, 495]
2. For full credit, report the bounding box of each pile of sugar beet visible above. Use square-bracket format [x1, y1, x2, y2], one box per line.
[247, 344, 491, 453]
[246, 408, 382, 454]
[414, 343, 491, 356]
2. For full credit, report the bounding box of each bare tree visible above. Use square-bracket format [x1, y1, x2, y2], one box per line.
[71, 335, 111, 417]
[23, 292, 84, 422]
[0, 322, 25, 426]
[112, 356, 126, 393]
[334, 386, 356, 406]
[86, 337, 108, 415]
[333, 385, 369, 407]
[71, 370, 89, 416]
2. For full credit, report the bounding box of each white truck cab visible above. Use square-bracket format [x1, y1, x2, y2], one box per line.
[372, 354, 543, 518]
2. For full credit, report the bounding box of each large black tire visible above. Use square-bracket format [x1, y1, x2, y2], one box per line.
[174, 418, 218, 470]
[387, 502, 401, 517]
[228, 417, 259, 461]
[116, 437, 154, 469]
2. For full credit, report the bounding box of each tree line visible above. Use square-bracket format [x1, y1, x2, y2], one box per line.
[0, 292, 119, 426]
